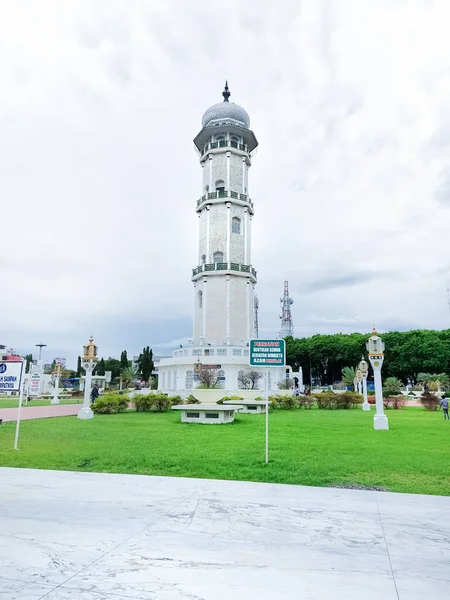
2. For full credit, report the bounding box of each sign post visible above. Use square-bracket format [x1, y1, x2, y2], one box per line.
[0, 360, 25, 450]
[249, 339, 286, 464]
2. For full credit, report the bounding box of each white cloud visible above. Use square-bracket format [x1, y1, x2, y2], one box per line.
[1, 0, 450, 366]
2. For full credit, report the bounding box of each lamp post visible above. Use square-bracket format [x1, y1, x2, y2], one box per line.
[359, 356, 370, 410]
[50, 361, 62, 405]
[355, 369, 363, 394]
[366, 328, 389, 430]
[77, 335, 98, 420]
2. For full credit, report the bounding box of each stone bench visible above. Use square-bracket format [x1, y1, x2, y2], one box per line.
[223, 400, 267, 414]
[172, 404, 243, 424]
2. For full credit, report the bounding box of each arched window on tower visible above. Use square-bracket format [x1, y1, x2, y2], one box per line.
[198, 290, 203, 308]
[215, 179, 225, 194]
[204, 184, 209, 193]
[232, 217, 241, 234]
[213, 251, 224, 264]
[230, 135, 240, 148]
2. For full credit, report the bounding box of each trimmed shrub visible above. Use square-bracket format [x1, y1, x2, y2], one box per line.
[367, 395, 376, 405]
[153, 393, 171, 412]
[186, 394, 200, 404]
[420, 392, 441, 411]
[268, 395, 282, 409]
[92, 393, 129, 414]
[134, 394, 154, 412]
[218, 395, 244, 405]
[255, 396, 264, 401]
[314, 391, 362, 409]
[298, 396, 314, 409]
[281, 396, 297, 410]
[383, 395, 406, 410]
[167, 395, 183, 405]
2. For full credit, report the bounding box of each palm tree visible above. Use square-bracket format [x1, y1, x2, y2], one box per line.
[120, 366, 139, 388]
[383, 377, 403, 396]
[342, 366, 356, 389]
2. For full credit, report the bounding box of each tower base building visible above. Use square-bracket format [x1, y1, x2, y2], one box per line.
[158, 84, 291, 396]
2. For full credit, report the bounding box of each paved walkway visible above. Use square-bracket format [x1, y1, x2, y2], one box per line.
[1, 468, 449, 599]
[0, 403, 80, 422]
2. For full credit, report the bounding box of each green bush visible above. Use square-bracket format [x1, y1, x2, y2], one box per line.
[167, 395, 183, 405]
[255, 396, 264, 401]
[92, 393, 129, 414]
[153, 393, 171, 412]
[218, 395, 244, 405]
[134, 394, 154, 412]
[314, 391, 362, 410]
[298, 396, 314, 409]
[281, 396, 297, 410]
[186, 394, 200, 404]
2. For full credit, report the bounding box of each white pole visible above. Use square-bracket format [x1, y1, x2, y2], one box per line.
[13, 361, 26, 450]
[362, 374, 370, 410]
[265, 370, 269, 464]
[77, 360, 94, 419]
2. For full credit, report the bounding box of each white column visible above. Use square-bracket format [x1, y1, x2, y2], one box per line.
[206, 206, 210, 263]
[50, 374, 60, 405]
[246, 279, 251, 341]
[362, 374, 370, 410]
[226, 151, 230, 190]
[242, 158, 246, 193]
[78, 360, 94, 420]
[202, 277, 207, 343]
[226, 203, 231, 262]
[370, 358, 389, 430]
[248, 215, 252, 264]
[193, 282, 197, 340]
[209, 155, 213, 191]
[226, 275, 231, 345]
[244, 208, 248, 264]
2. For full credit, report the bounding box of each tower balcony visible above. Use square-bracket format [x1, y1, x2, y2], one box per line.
[196, 190, 253, 213]
[192, 262, 257, 282]
[201, 139, 248, 156]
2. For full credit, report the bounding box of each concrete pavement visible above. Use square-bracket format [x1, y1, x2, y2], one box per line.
[1, 467, 449, 599]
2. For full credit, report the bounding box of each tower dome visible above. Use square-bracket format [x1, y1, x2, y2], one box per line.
[201, 81, 250, 129]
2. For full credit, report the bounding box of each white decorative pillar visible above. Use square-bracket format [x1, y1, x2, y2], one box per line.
[244, 208, 248, 264]
[78, 335, 98, 420]
[242, 157, 246, 192]
[202, 277, 207, 343]
[226, 203, 231, 262]
[206, 206, 210, 263]
[226, 151, 230, 190]
[366, 329, 388, 430]
[248, 215, 252, 264]
[246, 279, 251, 341]
[209, 155, 213, 191]
[362, 372, 369, 410]
[50, 363, 61, 405]
[226, 275, 231, 345]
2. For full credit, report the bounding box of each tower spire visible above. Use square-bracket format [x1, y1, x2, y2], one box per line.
[222, 80, 230, 102]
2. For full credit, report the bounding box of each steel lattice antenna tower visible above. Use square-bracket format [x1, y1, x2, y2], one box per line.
[254, 295, 259, 339]
[279, 281, 294, 337]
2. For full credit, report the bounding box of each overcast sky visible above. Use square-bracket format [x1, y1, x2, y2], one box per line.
[2, 0, 450, 367]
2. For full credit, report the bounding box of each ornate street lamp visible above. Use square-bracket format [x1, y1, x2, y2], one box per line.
[366, 328, 389, 430]
[359, 356, 370, 411]
[77, 335, 98, 420]
[50, 361, 62, 405]
[355, 368, 363, 394]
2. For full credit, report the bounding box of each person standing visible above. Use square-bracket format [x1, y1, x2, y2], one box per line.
[90, 384, 99, 404]
[440, 395, 449, 420]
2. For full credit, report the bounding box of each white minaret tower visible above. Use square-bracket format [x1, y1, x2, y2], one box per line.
[192, 82, 258, 346]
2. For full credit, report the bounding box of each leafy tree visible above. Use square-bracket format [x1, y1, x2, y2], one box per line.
[103, 358, 121, 380]
[24, 354, 33, 371]
[120, 350, 129, 372]
[96, 358, 106, 376]
[76, 356, 85, 377]
[136, 346, 154, 383]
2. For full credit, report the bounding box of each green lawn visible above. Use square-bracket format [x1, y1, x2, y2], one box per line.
[1, 408, 449, 496]
[0, 398, 81, 409]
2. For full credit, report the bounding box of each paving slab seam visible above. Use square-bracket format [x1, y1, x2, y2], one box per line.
[376, 497, 400, 600]
[35, 493, 201, 600]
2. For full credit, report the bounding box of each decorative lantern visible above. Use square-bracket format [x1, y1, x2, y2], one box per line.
[82, 335, 98, 365]
[358, 357, 368, 376]
[366, 327, 385, 360]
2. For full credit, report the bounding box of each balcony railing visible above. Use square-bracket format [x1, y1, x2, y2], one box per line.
[192, 263, 257, 278]
[197, 190, 252, 208]
[202, 140, 248, 155]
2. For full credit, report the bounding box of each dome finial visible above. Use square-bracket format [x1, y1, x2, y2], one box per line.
[222, 80, 230, 102]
